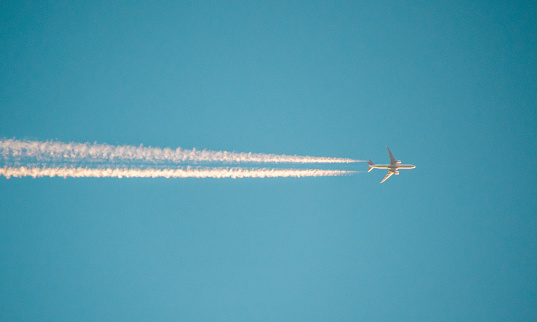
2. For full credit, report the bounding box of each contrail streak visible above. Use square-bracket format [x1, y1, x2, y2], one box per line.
[1, 139, 360, 164]
[0, 166, 357, 179]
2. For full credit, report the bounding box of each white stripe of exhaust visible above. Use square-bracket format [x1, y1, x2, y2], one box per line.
[0, 166, 357, 179]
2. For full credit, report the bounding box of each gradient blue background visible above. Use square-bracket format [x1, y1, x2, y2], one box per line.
[1, 1, 536, 320]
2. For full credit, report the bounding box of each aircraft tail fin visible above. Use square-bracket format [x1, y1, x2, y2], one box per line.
[367, 160, 374, 172]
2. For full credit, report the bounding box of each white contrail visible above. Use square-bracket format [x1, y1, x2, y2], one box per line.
[0, 166, 357, 179]
[0, 139, 360, 164]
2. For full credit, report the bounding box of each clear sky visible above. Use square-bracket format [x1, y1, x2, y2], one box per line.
[1, 1, 536, 320]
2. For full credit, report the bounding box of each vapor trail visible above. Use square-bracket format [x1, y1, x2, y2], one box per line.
[0, 166, 356, 179]
[1, 139, 360, 164]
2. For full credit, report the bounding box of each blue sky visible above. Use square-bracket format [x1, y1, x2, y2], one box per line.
[1, 1, 536, 320]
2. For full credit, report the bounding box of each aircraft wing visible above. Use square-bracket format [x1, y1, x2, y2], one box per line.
[380, 171, 394, 183]
[387, 147, 397, 165]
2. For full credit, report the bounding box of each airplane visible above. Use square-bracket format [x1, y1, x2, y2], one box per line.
[367, 147, 415, 183]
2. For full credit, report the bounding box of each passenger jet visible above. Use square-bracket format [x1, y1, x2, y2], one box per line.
[368, 147, 415, 183]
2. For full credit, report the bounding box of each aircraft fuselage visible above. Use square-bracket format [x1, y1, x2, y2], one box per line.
[369, 164, 416, 170]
